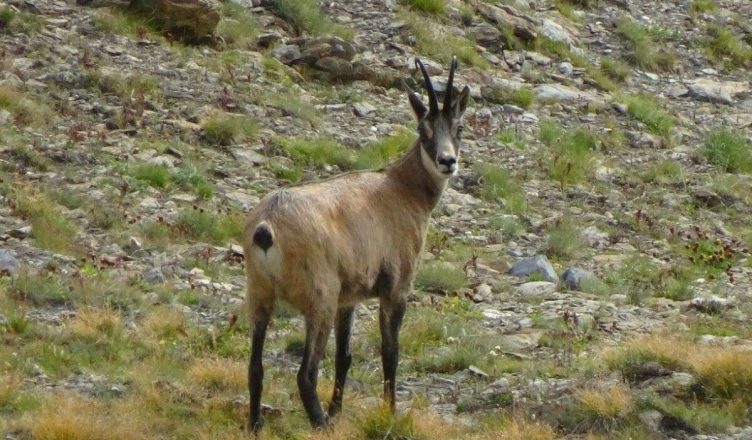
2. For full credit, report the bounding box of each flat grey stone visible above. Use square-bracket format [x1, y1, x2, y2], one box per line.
[509, 255, 559, 282]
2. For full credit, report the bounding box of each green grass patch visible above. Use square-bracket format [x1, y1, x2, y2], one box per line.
[474, 163, 526, 213]
[10, 190, 82, 256]
[354, 129, 415, 170]
[497, 129, 526, 150]
[400, 0, 445, 14]
[201, 112, 258, 146]
[264, 89, 320, 126]
[616, 18, 675, 71]
[415, 261, 467, 293]
[129, 163, 171, 189]
[690, 0, 717, 14]
[173, 208, 245, 245]
[643, 159, 684, 185]
[542, 123, 597, 187]
[268, 0, 353, 38]
[275, 137, 354, 170]
[0, 6, 15, 29]
[703, 127, 752, 173]
[217, 0, 259, 48]
[600, 57, 631, 83]
[545, 217, 585, 260]
[400, 10, 489, 69]
[172, 166, 214, 199]
[703, 25, 752, 68]
[624, 94, 673, 138]
[0, 86, 53, 127]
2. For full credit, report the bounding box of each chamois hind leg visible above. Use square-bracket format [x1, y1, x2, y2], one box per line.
[380, 296, 406, 411]
[328, 306, 355, 417]
[298, 311, 334, 428]
[248, 303, 273, 433]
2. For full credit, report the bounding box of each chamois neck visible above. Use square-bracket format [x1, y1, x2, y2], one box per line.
[387, 141, 446, 212]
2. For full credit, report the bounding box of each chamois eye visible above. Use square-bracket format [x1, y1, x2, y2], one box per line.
[457, 125, 464, 136]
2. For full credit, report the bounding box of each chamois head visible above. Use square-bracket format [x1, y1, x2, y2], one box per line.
[409, 56, 471, 180]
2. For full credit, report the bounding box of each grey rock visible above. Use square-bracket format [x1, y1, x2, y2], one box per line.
[143, 267, 166, 284]
[257, 32, 281, 48]
[581, 225, 608, 248]
[516, 281, 557, 297]
[7, 226, 32, 239]
[538, 19, 574, 46]
[315, 57, 354, 78]
[273, 44, 301, 65]
[0, 314, 8, 328]
[498, 331, 544, 351]
[0, 250, 20, 276]
[558, 62, 574, 75]
[534, 84, 597, 103]
[685, 78, 748, 105]
[639, 410, 663, 431]
[562, 268, 596, 291]
[509, 255, 559, 282]
[353, 102, 376, 117]
[690, 295, 736, 313]
[470, 23, 502, 48]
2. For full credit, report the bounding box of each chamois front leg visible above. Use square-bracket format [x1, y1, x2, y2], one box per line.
[379, 297, 406, 411]
[248, 308, 272, 434]
[328, 306, 355, 417]
[298, 315, 333, 428]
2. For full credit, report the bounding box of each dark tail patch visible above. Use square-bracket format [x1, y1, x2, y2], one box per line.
[253, 224, 274, 251]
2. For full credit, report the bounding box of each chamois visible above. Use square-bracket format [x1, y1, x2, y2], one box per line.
[243, 56, 471, 433]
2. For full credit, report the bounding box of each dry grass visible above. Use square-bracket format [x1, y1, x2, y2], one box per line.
[67, 307, 124, 341]
[575, 383, 635, 427]
[22, 394, 149, 440]
[470, 415, 557, 440]
[141, 306, 188, 340]
[187, 357, 246, 393]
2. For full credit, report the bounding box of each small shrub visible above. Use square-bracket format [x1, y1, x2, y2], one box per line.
[703, 127, 752, 173]
[0, 7, 15, 29]
[625, 94, 673, 137]
[400, 0, 445, 14]
[415, 261, 466, 293]
[354, 129, 415, 170]
[201, 112, 257, 146]
[474, 164, 526, 213]
[545, 125, 597, 187]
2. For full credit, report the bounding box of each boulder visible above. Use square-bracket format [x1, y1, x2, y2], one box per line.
[130, 0, 220, 40]
[684, 78, 749, 105]
[509, 255, 559, 283]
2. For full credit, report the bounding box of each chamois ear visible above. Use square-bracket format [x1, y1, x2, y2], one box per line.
[409, 92, 427, 121]
[454, 86, 471, 116]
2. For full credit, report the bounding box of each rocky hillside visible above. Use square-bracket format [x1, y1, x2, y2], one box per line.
[0, 0, 751, 439]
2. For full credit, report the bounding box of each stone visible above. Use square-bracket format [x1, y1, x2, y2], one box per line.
[129, 0, 220, 39]
[509, 255, 559, 283]
[639, 410, 663, 431]
[143, 267, 166, 284]
[471, 23, 502, 48]
[498, 331, 544, 351]
[233, 149, 267, 166]
[538, 19, 575, 46]
[315, 57, 354, 78]
[685, 78, 749, 105]
[690, 295, 735, 313]
[534, 84, 597, 103]
[273, 44, 302, 65]
[0, 250, 20, 276]
[562, 268, 596, 291]
[353, 102, 376, 117]
[516, 281, 557, 297]
[581, 225, 608, 248]
[7, 226, 32, 239]
[558, 62, 573, 75]
[257, 33, 282, 48]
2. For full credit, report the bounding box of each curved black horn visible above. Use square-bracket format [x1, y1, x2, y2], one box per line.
[443, 56, 457, 114]
[415, 58, 439, 114]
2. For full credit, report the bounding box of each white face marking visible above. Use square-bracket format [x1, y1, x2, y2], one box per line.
[421, 146, 452, 188]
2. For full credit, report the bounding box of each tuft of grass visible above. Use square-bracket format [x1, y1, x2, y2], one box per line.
[643, 159, 684, 185]
[471, 415, 557, 440]
[8, 270, 72, 307]
[354, 129, 416, 170]
[703, 127, 752, 173]
[10, 145, 50, 171]
[541, 123, 597, 187]
[269, 0, 353, 38]
[600, 57, 631, 83]
[0, 86, 53, 127]
[0, 6, 15, 29]
[172, 166, 214, 199]
[703, 25, 752, 68]
[92, 7, 158, 38]
[624, 94, 673, 138]
[275, 137, 354, 170]
[497, 129, 526, 150]
[10, 190, 81, 256]
[400, 10, 489, 69]
[400, 0, 445, 14]
[129, 163, 171, 189]
[690, 0, 717, 14]
[358, 406, 419, 439]
[545, 217, 584, 260]
[201, 112, 257, 146]
[574, 384, 635, 430]
[217, 0, 259, 48]
[264, 89, 320, 126]
[187, 358, 246, 393]
[616, 18, 675, 71]
[268, 158, 303, 183]
[173, 208, 245, 245]
[415, 261, 467, 293]
[474, 164, 526, 213]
